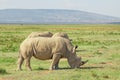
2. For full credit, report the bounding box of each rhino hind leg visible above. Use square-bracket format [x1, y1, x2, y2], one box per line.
[16, 55, 24, 71]
[49, 54, 61, 70]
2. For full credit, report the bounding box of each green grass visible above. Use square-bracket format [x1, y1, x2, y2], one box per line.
[0, 24, 120, 80]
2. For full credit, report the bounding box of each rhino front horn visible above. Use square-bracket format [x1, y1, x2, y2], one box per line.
[80, 60, 88, 66]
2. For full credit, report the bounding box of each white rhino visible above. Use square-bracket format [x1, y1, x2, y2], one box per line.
[52, 32, 72, 41]
[27, 32, 53, 38]
[17, 37, 87, 71]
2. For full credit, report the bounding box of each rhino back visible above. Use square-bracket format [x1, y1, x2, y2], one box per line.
[27, 32, 53, 38]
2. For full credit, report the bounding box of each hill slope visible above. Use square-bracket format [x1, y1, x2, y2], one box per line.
[0, 9, 120, 24]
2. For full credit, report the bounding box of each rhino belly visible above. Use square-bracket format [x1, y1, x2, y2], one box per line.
[34, 52, 52, 60]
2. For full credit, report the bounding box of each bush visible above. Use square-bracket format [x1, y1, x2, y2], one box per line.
[0, 68, 7, 75]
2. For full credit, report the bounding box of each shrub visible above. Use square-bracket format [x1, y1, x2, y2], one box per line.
[0, 68, 7, 75]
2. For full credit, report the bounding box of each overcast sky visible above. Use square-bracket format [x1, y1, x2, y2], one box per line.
[0, 0, 120, 17]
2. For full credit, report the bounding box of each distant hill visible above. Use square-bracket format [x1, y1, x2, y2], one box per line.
[0, 9, 120, 24]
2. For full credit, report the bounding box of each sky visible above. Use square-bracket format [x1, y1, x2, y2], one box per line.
[0, 0, 120, 17]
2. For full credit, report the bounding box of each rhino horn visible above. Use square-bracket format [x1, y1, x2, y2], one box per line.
[80, 60, 88, 66]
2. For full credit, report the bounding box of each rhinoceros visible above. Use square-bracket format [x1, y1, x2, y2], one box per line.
[52, 32, 72, 41]
[27, 32, 53, 38]
[17, 37, 87, 71]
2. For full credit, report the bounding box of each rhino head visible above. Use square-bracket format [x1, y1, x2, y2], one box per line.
[67, 45, 88, 68]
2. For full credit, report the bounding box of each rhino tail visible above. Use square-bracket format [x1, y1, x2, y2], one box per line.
[18, 49, 23, 59]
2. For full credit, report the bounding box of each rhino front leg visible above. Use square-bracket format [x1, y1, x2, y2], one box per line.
[55, 60, 60, 69]
[49, 54, 61, 70]
[25, 57, 32, 71]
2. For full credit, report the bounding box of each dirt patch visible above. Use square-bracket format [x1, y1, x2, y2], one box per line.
[99, 62, 113, 65]
[0, 78, 14, 80]
[0, 78, 5, 80]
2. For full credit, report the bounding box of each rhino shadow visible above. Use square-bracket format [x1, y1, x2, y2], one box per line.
[34, 67, 48, 71]
[79, 66, 104, 69]
[34, 64, 104, 71]
[59, 66, 103, 70]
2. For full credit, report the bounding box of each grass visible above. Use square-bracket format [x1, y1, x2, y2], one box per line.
[0, 24, 120, 80]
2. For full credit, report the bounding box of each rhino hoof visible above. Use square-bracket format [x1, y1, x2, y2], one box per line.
[16, 68, 22, 71]
[49, 68, 54, 71]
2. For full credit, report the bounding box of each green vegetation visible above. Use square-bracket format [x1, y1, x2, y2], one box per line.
[0, 68, 7, 75]
[0, 24, 120, 80]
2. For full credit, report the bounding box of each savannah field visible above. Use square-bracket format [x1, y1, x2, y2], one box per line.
[0, 24, 120, 80]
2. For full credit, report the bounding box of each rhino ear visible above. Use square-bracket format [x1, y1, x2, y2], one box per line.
[75, 45, 78, 49]
[72, 45, 78, 54]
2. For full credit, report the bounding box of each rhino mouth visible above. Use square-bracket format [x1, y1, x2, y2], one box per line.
[80, 60, 88, 66]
